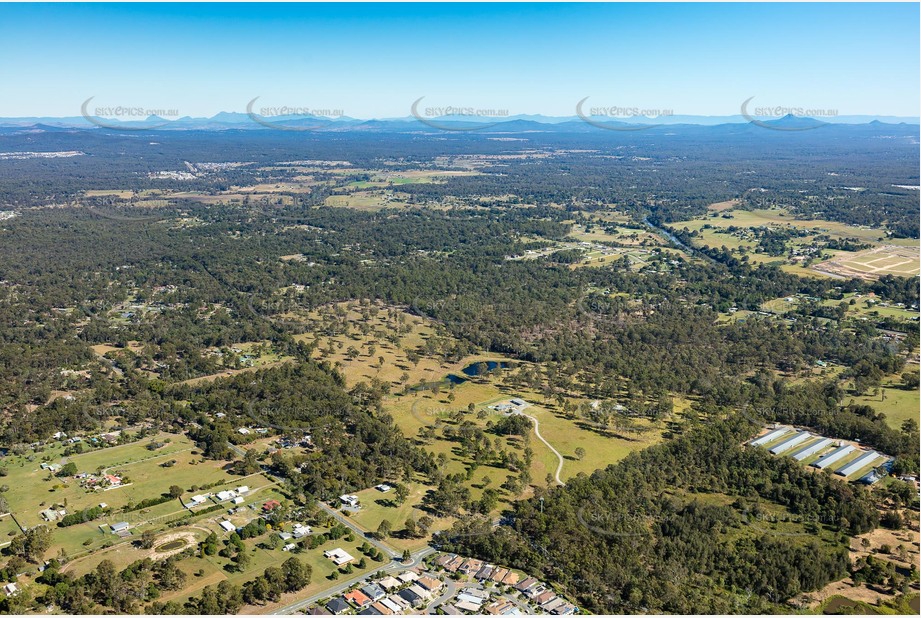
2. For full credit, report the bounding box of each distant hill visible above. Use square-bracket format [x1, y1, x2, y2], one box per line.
[0, 111, 916, 133]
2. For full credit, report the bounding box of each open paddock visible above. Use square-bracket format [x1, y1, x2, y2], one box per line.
[815, 245, 919, 280]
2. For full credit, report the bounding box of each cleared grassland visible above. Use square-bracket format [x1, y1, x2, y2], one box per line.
[815, 245, 920, 279]
[853, 380, 919, 430]
[708, 199, 740, 212]
[324, 191, 410, 211]
[345, 481, 453, 552]
[1, 431, 250, 558]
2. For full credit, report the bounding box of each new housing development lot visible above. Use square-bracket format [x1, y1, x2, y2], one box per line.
[749, 426, 893, 484]
[306, 552, 578, 616]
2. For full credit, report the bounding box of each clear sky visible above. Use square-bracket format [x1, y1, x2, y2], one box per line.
[0, 2, 918, 118]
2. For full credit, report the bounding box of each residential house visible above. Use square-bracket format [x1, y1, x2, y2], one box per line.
[514, 577, 538, 592]
[379, 597, 402, 613]
[187, 494, 208, 507]
[475, 565, 494, 581]
[501, 571, 520, 586]
[384, 595, 409, 611]
[455, 599, 484, 613]
[486, 600, 516, 615]
[339, 494, 359, 508]
[361, 584, 386, 602]
[324, 548, 355, 566]
[377, 576, 401, 591]
[40, 508, 62, 522]
[542, 598, 567, 613]
[490, 567, 509, 583]
[397, 571, 418, 584]
[445, 556, 465, 572]
[370, 601, 393, 615]
[552, 602, 578, 615]
[397, 587, 424, 607]
[325, 598, 351, 615]
[344, 589, 372, 608]
[459, 558, 483, 575]
[416, 575, 443, 593]
[459, 588, 489, 601]
[407, 584, 431, 602]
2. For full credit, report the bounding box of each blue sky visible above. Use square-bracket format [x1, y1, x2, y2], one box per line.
[0, 2, 918, 118]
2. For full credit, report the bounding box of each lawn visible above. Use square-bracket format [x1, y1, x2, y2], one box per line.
[0, 430, 249, 558]
[346, 481, 452, 551]
[853, 380, 919, 430]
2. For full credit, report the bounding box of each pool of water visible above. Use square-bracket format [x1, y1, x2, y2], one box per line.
[461, 360, 510, 377]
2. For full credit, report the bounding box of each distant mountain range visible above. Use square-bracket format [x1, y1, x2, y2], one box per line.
[0, 112, 917, 132]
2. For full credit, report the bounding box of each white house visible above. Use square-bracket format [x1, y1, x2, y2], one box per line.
[219, 520, 236, 532]
[339, 494, 359, 507]
[187, 494, 208, 507]
[324, 548, 355, 566]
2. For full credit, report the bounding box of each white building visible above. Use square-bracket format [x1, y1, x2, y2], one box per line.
[339, 494, 359, 507]
[324, 548, 355, 566]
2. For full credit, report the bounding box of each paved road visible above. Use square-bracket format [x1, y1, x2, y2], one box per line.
[521, 413, 566, 486]
[271, 546, 436, 615]
[317, 501, 399, 558]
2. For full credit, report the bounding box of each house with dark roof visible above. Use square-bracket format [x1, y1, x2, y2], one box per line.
[325, 597, 351, 615]
[397, 587, 424, 607]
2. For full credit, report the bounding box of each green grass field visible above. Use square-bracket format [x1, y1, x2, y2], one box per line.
[853, 380, 919, 430]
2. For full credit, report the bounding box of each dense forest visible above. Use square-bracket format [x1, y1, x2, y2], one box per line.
[437, 418, 879, 614]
